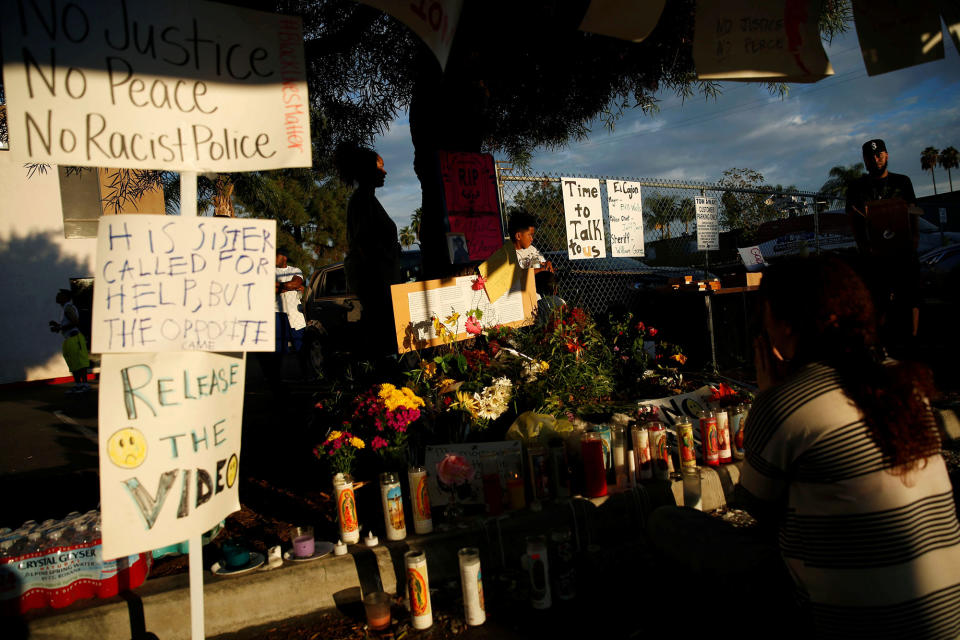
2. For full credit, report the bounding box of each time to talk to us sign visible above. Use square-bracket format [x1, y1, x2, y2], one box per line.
[0, 0, 311, 172]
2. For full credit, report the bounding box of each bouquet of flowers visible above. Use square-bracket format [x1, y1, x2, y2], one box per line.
[607, 311, 688, 396]
[348, 383, 425, 456]
[314, 430, 365, 475]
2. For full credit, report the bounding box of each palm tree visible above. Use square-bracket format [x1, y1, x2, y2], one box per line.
[921, 147, 940, 195]
[645, 194, 677, 240]
[399, 225, 417, 248]
[819, 163, 865, 207]
[677, 198, 696, 235]
[939, 146, 959, 193]
[410, 207, 423, 242]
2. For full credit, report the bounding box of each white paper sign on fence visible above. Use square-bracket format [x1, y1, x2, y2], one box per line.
[0, 0, 311, 171]
[695, 196, 719, 251]
[358, 0, 464, 70]
[561, 177, 606, 260]
[606, 180, 645, 257]
[92, 217, 276, 352]
[737, 245, 766, 271]
[98, 351, 244, 559]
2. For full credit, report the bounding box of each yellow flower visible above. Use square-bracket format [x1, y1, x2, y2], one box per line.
[671, 353, 688, 365]
[326, 430, 342, 443]
[455, 390, 479, 417]
[350, 437, 365, 449]
[432, 316, 449, 338]
[539, 360, 550, 372]
[444, 312, 460, 326]
[423, 362, 437, 378]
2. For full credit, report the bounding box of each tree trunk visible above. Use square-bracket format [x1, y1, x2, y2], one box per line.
[931, 169, 938, 195]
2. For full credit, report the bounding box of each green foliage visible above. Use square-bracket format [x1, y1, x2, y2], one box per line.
[939, 146, 958, 191]
[645, 193, 679, 240]
[506, 181, 565, 252]
[718, 167, 778, 234]
[820, 163, 865, 207]
[232, 169, 351, 275]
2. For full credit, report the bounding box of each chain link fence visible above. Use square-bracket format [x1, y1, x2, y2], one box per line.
[495, 166, 830, 315]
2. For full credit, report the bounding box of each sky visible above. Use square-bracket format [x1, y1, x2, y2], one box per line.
[372, 22, 960, 232]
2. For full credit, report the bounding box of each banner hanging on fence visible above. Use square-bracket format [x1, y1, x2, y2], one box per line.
[92, 217, 276, 353]
[561, 177, 606, 260]
[696, 196, 719, 251]
[98, 351, 245, 560]
[1, 0, 311, 171]
[606, 180, 645, 257]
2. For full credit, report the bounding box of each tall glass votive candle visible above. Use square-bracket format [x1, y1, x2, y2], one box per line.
[581, 432, 607, 497]
[458, 547, 486, 626]
[333, 473, 360, 544]
[380, 472, 407, 541]
[408, 466, 433, 535]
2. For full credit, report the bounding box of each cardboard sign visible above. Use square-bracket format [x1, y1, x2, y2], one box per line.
[92, 217, 276, 352]
[358, 0, 463, 70]
[695, 197, 719, 251]
[440, 151, 499, 214]
[561, 177, 606, 260]
[578, 0, 666, 42]
[606, 180, 645, 257]
[448, 211, 504, 262]
[852, 0, 943, 76]
[1, 0, 311, 171]
[693, 0, 834, 82]
[98, 351, 244, 559]
[737, 245, 766, 271]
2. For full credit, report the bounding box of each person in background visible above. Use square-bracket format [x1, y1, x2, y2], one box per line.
[49, 288, 90, 393]
[741, 256, 960, 637]
[275, 247, 306, 359]
[534, 271, 564, 322]
[335, 143, 401, 358]
[845, 138, 921, 343]
[508, 209, 553, 273]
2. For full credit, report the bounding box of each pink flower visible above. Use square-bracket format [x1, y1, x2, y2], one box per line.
[471, 276, 486, 291]
[465, 316, 482, 335]
[437, 453, 475, 486]
[371, 436, 389, 450]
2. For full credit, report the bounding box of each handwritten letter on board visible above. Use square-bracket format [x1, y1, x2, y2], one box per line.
[93, 217, 276, 353]
[606, 180, 645, 257]
[561, 177, 606, 260]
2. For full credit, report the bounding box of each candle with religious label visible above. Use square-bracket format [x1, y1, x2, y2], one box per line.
[405, 550, 433, 629]
[525, 535, 551, 609]
[380, 472, 407, 541]
[730, 403, 749, 460]
[408, 466, 433, 535]
[632, 425, 652, 480]
[677, 420, 697, 470]
[699, 411, 720, 467]
[612, 424, 628, 488]
[333, 473, 360, 544]
[647, 423, 670, 480]
[716, 409, 732, 463]
[458, 547, 486, 626]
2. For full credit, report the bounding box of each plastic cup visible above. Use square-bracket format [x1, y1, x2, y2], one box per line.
[362, 591, 392, 630]
[291, 525, 315, 558]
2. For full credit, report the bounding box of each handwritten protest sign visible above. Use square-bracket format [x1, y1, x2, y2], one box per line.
[0, 0, 310, 171]
[852, 0, 944, 76]
[98, 351, 244, 559]
[696, 197, 719, 251]
[440, 151, 499, 213]
[737, 245, 766, 271]
[693, 0, 833, 82]
[578, 0, 665, 42]
[92, 217, 276, 352]
[561, 177, 606, 260]
[358, 0, 463, 69]
[448, 212, 504, 262]
[606, 180, 645, 257]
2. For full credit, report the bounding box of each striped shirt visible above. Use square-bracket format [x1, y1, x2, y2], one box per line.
[740, 361, 960, 639]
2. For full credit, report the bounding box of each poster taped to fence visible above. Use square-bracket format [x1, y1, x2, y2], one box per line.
[561, 177, 607, 260]
[98, 351, 244, 559]
[695, 197, 719, 251]
[606, 180, 645, 257]
[92, 217, 276, 353]
[0, 0, 311, 171]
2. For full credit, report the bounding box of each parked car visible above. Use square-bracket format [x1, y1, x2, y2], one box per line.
[301, 251, 422, 375]
[543, 251, 716, 313]
[919, 244, 960, 305]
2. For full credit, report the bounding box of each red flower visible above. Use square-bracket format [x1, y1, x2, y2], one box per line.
[371, 436, 389, 450]
[648, 327, 658, 337]
[471, 276, 486, 291]
[635, 321, 645, 332]
[488, 341, 500, 355]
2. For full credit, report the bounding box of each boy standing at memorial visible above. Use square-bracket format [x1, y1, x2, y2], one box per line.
[49, 288, 90, 393]
[509, 210, 553, 273]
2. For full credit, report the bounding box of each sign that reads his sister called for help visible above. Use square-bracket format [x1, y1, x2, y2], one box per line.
[92, 217, 276, 353]
[98, 351, 244, 559]
[561, 177, 607, 260]
[695, 196, 719, 251]
[0, 0, 310, 172]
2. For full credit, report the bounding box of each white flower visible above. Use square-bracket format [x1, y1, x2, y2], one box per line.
[472, 380, 513, 421]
